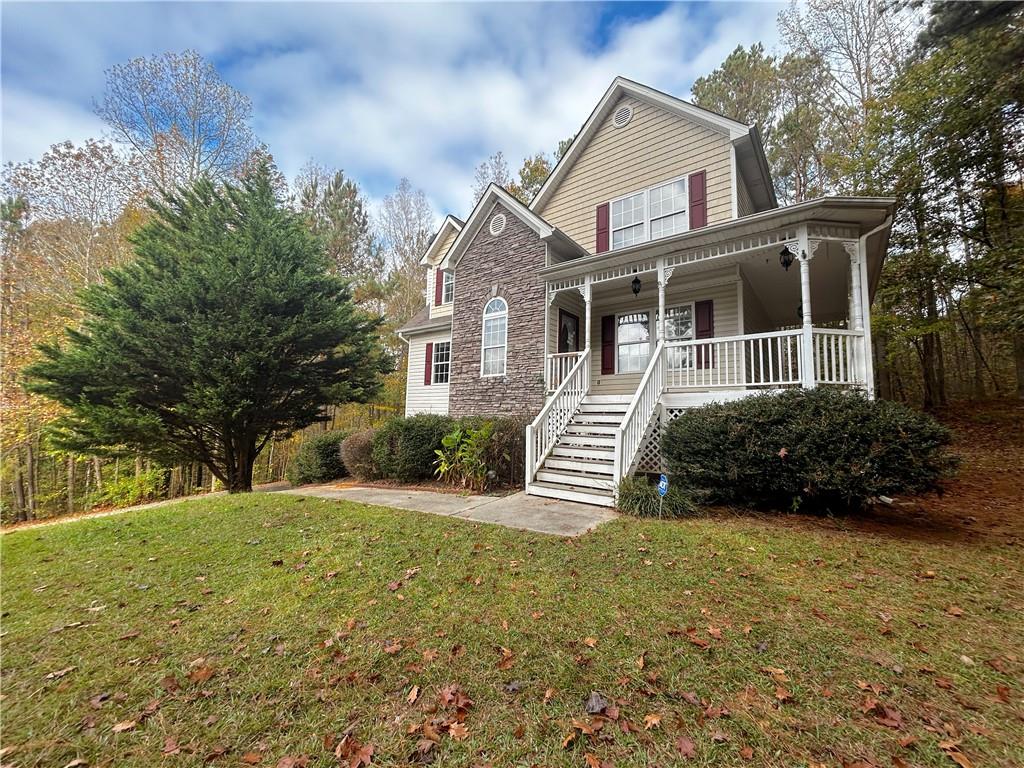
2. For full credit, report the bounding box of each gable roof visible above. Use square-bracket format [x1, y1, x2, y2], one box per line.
[439, 183, 584, 270]
[418, 215, 465, 266]
[530, 76, 777, 214]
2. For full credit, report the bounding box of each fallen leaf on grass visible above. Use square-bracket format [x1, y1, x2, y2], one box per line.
[46, 666, 75, 680]
[112, 720, 136, 733]
[497, 646, 515, 670]
[407, 685, 419, 704]
[189, 665, 215, 684]
[241, 753, 262, 765]
[945, 605, 964, 617]
[544, 687, 556, 703]
[161, 737, 180, 755]
[775, 686, 792, 703]
[676, 736, 697, 758]
[448, 722, 469, 741]
[643, 713, 662, 730]
[739, 746, 754, 760]
[584, 691, 609, 714]
[583, 637, 598, 648]
[62, 760, 87, 768]
[383, 641, 402, 655]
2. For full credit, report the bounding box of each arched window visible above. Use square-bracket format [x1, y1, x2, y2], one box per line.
[481, 297, 508, 377]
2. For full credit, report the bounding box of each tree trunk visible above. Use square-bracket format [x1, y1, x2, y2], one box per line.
[873, 332, 892, 400]
[92, 456, 104, 492]
[1015, 334, 1024, 400]
[11, 465, 27, 523]
[24, 443, 37, 519]
[67, 456, 75, 515]
[224, 437, 257, 493]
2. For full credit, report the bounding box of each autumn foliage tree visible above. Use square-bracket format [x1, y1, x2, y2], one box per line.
[25, 164, 388, 493]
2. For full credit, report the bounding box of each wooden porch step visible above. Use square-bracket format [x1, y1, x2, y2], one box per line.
[559, 433, 616, 448]
[536, 469, 615, 491]
[572, 412, 623, 424]
[579, 402, 628, 414]
[544, 456, 614, 475]
[564, 423, 618, 437]
[583, 395, 631, 405]
[527, 480, 615, 507]
[550, 445, 614, 460]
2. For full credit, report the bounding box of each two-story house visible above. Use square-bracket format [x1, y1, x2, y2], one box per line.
[398, 77, 894, 507]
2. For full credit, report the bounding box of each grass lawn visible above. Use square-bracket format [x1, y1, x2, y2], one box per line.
[2, 420, 1022, 767]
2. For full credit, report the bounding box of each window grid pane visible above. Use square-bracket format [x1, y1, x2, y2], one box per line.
[432, 341, 451, 384]
[482, 309, 507, 376]
[442, 272, 455, 304]
[617, 312, 651, 373]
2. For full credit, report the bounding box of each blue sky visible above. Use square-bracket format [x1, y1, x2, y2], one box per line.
[1, 1, 782, 219]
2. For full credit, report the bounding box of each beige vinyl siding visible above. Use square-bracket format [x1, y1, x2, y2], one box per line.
[404, 331, 451, 416]
[537, 95, 735, 253]
[741, 271, 773, 333]
[426, 228, 459, 319]
[737, 167, 756, 217]
[588, 271, 741, 395]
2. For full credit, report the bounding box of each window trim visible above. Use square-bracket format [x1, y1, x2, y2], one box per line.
[610, 302, 696, 375]
[614, 309, 652, 374]
[609, 174, 690, 251]
[441, 271, 455, 304]
[431, 340, 451, 385]
[480, 297, 508, 378]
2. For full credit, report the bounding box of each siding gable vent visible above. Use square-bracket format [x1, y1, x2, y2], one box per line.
[489, 212, 507, 236]
[611, 104, 633, 129]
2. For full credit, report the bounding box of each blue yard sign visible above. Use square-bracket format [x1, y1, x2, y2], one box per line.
[657, 474, 669, 497]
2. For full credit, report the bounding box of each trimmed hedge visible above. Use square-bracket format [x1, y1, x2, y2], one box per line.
[372, 414, 455, 483]
[286, 430, 350, 486]
[662, 389, 958, 513]
[616, 475, 697, 518]
[340, 428, 378, 481]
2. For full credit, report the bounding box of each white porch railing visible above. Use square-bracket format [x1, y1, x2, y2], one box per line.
[526, 348, 590, 485]
[812, 329, 863, 385]
[665, 329, 803, 389]
[546, 351, 584, 392]
[614, 339, 666, 482]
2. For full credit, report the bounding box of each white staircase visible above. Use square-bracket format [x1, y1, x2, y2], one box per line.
[528, 395, 629, 507]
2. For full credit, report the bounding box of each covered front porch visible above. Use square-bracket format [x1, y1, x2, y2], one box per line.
[525, 198, 894, 503]
[542, 202, 892, 401]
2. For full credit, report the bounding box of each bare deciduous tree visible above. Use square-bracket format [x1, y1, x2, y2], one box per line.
[95, 50, 257, 190]
[377, 178, 434, 327]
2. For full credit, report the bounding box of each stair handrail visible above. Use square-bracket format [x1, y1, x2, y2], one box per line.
[614, 339, 666, 484]
[525, 347, 590, 486]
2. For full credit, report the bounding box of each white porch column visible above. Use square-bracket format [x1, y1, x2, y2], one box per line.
[844, 240, 866, 390]
[857, 236, 877, 399]
[797, 227, 818, 389]
[582, 277, 592, 351]
[657, 259, 667, 342]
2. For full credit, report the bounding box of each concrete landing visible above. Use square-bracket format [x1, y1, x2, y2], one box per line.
[276, 485, 617, 537]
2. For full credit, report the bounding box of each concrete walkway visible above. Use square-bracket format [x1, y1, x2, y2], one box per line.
[276, 484, 616, 537]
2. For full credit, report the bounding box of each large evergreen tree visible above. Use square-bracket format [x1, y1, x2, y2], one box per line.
[25, 164, 387, 492]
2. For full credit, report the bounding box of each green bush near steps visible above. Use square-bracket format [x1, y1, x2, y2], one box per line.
[371, 414, 455, 483]
[340, 428, 379, 481]
[286, 430, 350, 486]
[661, 388, 958, 513]
[615, 475, 698, 518]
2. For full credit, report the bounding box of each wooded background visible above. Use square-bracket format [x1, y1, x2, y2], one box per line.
[2, 1, 1021, 522]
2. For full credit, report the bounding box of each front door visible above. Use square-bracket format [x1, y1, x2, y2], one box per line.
[557, 309, 580, 354]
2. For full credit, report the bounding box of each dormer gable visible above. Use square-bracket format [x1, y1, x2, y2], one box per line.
[531, 77, 775, 254]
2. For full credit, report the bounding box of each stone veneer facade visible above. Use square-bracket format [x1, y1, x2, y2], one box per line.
[447, 201, 547, 418]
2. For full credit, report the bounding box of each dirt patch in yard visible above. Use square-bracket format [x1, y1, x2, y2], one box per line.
[749, 400, 1024, 546]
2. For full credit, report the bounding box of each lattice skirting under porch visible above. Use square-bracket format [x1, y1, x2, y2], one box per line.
[634, 406, 689, 474]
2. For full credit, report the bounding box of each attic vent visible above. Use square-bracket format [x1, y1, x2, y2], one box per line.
[489, 212, 507, 236]
[612, 104, 633, 128]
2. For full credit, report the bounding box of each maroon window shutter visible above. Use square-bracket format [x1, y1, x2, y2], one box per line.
[600, 315, 615, 375]
[434, 269, 443, 305]
[689, 170, 707, 229]
[424, 342, 433, 386]
[695, 300, 714, 369]
[595, 203, 610, 253]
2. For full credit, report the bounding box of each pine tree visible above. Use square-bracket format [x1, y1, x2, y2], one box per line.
[25, 164, 388, 492]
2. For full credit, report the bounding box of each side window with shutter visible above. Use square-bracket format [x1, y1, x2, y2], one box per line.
[423, 342, 434, 386]
[595, 203, 610, 253]
[600, 315, 615, 375]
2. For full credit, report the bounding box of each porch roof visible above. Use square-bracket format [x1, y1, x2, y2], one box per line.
[537, 195, 895, 295]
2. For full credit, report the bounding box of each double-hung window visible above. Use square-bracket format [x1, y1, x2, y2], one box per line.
[481, 297, 507, 376]
[432, 341, 451, 384]
[441, 271, 455, 304]
[616, 312, 651, 373]
[610, 175, 689, 250]
[662, 303, 694, 369]
[611, 191, 646, 249]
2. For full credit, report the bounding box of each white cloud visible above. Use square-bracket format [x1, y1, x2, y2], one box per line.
[1, 1, 783, 219]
